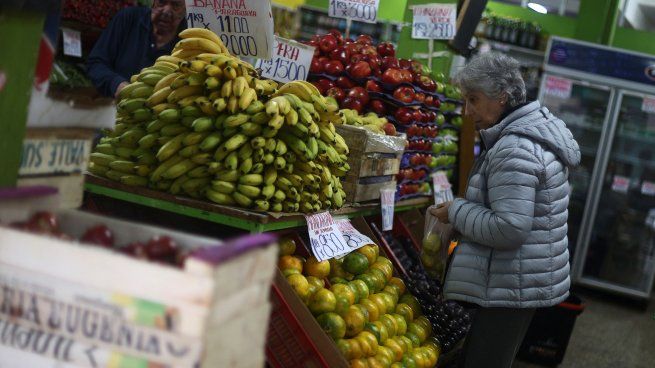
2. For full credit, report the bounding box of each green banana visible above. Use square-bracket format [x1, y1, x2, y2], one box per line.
[206, 188, 236, 205]
[199, 132, 222, 152]
[192, 117, 214, 132]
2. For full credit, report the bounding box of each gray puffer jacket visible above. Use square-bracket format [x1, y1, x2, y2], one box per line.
[445, 101, 581, 308]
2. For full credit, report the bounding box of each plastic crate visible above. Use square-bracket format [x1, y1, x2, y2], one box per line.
[517, 294, 585, 366]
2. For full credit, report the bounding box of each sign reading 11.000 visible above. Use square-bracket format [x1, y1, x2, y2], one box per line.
[185, 0, 274, 59]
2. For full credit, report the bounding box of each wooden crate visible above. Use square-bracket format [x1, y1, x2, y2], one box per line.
[335, 125, 405, 204]
[0, 209, 278, 368]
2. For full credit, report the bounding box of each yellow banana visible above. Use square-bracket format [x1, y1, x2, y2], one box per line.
[212, 98, 227, 112]
[146, 86, 172, 107]
[238, 88, 257, 111]
[156, 133, 186, 162]
[179, 28, 225, 49]
[167, 85, 203, 104]
[176, 37, 223, 54]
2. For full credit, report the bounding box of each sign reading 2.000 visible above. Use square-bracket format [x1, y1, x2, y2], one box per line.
[329, 0, 380, 24]
[185, 0, 274, 59]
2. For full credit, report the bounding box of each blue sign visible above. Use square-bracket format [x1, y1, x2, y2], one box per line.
[547, 38, 655, 87]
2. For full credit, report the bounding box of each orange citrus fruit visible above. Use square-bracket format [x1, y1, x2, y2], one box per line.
[368, 293, 388, 315]
[359, 298, 380, 322]
[349, 358, 368, 368]
[383, 338, 404, 362]
[392, 314, 408, 335]
[309, 288, 337, 315]
[356, 331, 379, 356]
[331, 276, 349, 285]
[370, 261, 394, 281]
[408, 322, 428, 343]
[330, 258, 355, 280]
[278, 236, 296, 256]
[349, 279, 370, 302]
[367, 269, 387, 293]
[409, 349, 428, 368]
[414, 316, 432, 337]
[387, 277, 406, 295]
[379, 314, 398, 337]
[391, 336, 409, 354]
[337, 338, 363, 360]
[404, 332, 421, 348]
[376, 345, 395, 365]
[365, 321, 389, 344]
[401, 355, 418, 368]
[398, 294, 422, 317]
[357, 245, 379, 265]
[343, 252, 370, 275]
[332, 283, 357, 305]
[370, 355, 389, 368]
[354, 303, 370, 323]
[343, 305, 367, 337]
[306, 275, 325, 291]
[304, 256, 331, 279]
[317, 312, 346, 340]
[279, 255, 303, 274]
[286, 273, 310, 300]
[379, 293, 397, 313]
[399, 335, 414, 352]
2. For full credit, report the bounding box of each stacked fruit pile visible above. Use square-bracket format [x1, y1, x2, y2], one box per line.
[340, 109, 397, 136]
[383, 233, 470, 353]
[304, 30, 463, 199]
[278, 237, 441, 368]
[62, 0, 135, 28]
[8, 212, 192, 267]
[89, 28, 350, 213]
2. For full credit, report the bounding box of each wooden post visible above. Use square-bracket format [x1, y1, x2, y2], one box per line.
[457, 114, 475, 196]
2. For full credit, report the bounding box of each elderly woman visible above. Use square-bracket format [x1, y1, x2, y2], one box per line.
[431, 52, 580, 368]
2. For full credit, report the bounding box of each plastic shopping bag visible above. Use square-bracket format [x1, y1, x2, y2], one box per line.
[421, 205, 454, 282]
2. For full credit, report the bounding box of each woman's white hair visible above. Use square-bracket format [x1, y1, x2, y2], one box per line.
[454, 52, 526, 107]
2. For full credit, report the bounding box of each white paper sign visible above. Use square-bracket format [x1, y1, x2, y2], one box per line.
[544, 76, 573, 99]
[411, 4, 457, 40]
[185, 0, 274, 59]
[432, 171, 454, 205]
[62, 28, 82, 57]
[641, 95, 655, 114]
[336, 219, 375, 252]
[328, 0, 380, 24]
[254, 36, 315, 83]
[305, 212, 349, 261]
[611, 175, 630, 194]
[380, 188, 396, 231]
[19, 139, 90, 176]
[641, 181, 655, 196]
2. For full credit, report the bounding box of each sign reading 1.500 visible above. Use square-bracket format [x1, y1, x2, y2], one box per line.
[255, 36, 315, 83]
[329, 0, 380, 24]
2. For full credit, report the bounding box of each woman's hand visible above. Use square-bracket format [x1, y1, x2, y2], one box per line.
[430, 201, 452, 223]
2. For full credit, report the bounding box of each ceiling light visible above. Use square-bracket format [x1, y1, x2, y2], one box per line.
[527, 2, 548, 14]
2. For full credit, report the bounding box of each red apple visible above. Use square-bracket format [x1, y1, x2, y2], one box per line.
[427, 111, 437, 122]
[336, 76, 356, 89]
[348, 61, 372, 78]
[394, 107, 414, 124]
[317, 78, 336, 92]
[399, 69, 413, 84]
[310, 58, 323, 74]
[420, 111, 431, 123]
[381, 68, 403, 85]
[425, 95, 434, 106]
[410, 60, 424, 75]
[146, 235, 177, 260]
[361, 45, 377, 56]
[81, 225, 114, 247]
[311, 81, 325, 94]
[377, 42, 395, 57]
[383, 122, 397, 136]
[327, 87, 345, 102]
[345, 42, 363, 56]
[399, 59, 412, 70]
[415, 75, 437, 92]
[347, 87, 370, 105]
[412, 109, 423, 123]
[393, 86, 415, 104]
[369, 99, 387, 115]
[381, 56, 400, 70]
[324, 60, 344, 76]
[414, 93, 426, 103]
[365, 80, 381, 92]
[364, 54, 382, 71]
[328, 29, 344, 46]
[330, 46, 350, 64]
[356, 34, 373, 45]
[319, 34, 338, 54]
[350, 53, 366, 64]
[26, 211, 59, 234]
[342, 97, 364, 113]
[122, 241, 148, 259]
[432, 98, 441, 109]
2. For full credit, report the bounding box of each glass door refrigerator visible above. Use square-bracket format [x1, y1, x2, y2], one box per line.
[538, 37, 655, 299]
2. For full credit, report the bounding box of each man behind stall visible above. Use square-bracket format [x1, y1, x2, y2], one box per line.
[87, 0, 187, 98]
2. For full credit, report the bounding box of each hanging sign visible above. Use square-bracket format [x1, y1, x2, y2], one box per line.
[411, 4, 457, 40]
[19, 139, 90, 176]
[641, 95, 655, 114]
[611, 175, 630, 194]
[328, 0, 380, 24]
[305, 212, 349, 262]
[432, 171, 454, 205]
[380, 188, 396, 231]
[254, 36, 314, 83]
[641, 181, 655, 196]
[544, 75, 573, 99]
[336, 219, 375, 252]
[185, 0, 274, 59]
[62, 28, 82, 57]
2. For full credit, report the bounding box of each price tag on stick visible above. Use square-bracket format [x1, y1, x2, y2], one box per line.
[380, 188, 396, 231]
[305, 212, 350, 262]
[336, 219, 375, 252]
[254, 36, 315, 83]
[411, 4, 457, 40]
[329, 0, 380, 24]
[62, 28, 82, 57]
[185, 0, 274, 59]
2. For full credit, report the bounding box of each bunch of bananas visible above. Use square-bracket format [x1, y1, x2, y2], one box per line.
[341, 109, 390, 135]
[89, 28, 350, 213]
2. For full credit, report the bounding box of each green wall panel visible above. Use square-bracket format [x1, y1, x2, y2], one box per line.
[612, 27, 655, 56]
[486, 1, 576, 38]
[0, 11, 45, 187]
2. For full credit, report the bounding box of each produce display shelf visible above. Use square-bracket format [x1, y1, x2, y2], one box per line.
[84, 174, 430, 233]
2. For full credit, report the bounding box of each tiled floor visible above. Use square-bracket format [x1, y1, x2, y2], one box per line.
[513, 290, 655, 368]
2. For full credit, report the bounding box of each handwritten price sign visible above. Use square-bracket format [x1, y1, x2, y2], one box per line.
[544, 75, 573, 99]
[412, 4, 457, 40]
[336, 219, 375, 251]
[185, 0, 274, 59]
[641, 95, 655, 114]
[255, 36, 314, 83]
[380, 188, 396, 231]
[305, 212, 349, 262]
[329, 0, 380, 24]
